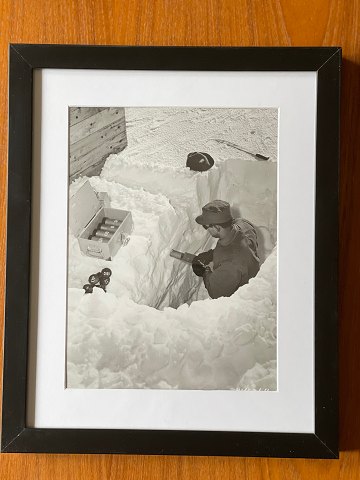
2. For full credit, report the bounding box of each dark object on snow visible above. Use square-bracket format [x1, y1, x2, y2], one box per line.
[86, 268, 112, 293]
[96, 277, 110, 292]
[186, 152, 214, 172]
[83, 284, 93, 294]
[89, 273, 101, 285]
[101, 267, 112, 278]
[209, 139, 269, 160]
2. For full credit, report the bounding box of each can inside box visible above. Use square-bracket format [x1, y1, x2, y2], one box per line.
[69, 180, 133, 260]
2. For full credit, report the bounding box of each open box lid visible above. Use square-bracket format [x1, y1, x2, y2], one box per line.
[69, 180, 101, 236]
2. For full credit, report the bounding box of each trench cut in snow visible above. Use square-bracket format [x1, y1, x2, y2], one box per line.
[67, 107, 277, 390]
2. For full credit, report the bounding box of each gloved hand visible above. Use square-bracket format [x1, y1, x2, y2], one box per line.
[193, 250, 213, 266]
[192, 260, 206, 277]
[192, 260, 212, 277]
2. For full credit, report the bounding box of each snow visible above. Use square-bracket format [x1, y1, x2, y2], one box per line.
[116, 107, 278, 167]
[67, 107, 277, 390]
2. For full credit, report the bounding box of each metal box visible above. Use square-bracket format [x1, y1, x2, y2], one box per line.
[69, 180, 133, 261]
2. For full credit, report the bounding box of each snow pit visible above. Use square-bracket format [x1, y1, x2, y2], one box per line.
[67, 107, 277, 390]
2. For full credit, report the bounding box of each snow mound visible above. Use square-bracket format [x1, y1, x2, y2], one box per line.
[67, 249, 277, 389]
[238, 361, 277, 391]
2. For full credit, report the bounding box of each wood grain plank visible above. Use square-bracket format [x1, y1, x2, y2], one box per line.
[70, 136, 127, 180]
[70, 118, 126, 159]
[70, 107, 126, 144]
[69, 108, 127, 180]
[0, 0, 359, 479]
[70, 131, 127, 180]
[69, 107, 107, 127]
[0, 1, 10, 472]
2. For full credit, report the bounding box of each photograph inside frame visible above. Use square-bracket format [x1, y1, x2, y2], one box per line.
[67, 106, 277, 391]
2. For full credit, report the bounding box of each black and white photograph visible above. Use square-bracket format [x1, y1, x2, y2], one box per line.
[67, 106, 278, 391]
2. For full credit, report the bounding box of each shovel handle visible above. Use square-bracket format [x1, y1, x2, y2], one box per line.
[255, 153, 270, 161]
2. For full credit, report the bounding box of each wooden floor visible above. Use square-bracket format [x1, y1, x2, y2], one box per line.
[0, 1, 359, 478]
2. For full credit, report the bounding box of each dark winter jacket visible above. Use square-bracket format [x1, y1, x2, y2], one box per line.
[201, 219, 260, 299]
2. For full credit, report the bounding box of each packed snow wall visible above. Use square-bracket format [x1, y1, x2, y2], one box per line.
[215, 158, 277, 263]
[67, 107, 277, 390]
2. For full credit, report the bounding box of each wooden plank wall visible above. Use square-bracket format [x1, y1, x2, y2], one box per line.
[69, 107, 127, 181]
[0, 1, 359, 479]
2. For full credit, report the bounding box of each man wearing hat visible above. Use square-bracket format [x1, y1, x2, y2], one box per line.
[193, 200, 260, 299]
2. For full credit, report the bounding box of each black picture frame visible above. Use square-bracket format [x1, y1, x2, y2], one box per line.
[2, 45, 340, 458]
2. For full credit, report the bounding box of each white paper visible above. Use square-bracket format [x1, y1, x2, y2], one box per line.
[28, 69, 317, 432]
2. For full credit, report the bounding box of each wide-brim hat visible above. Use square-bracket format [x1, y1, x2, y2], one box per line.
[186, 152, 214, 172]
[195, 200, 233, 225]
